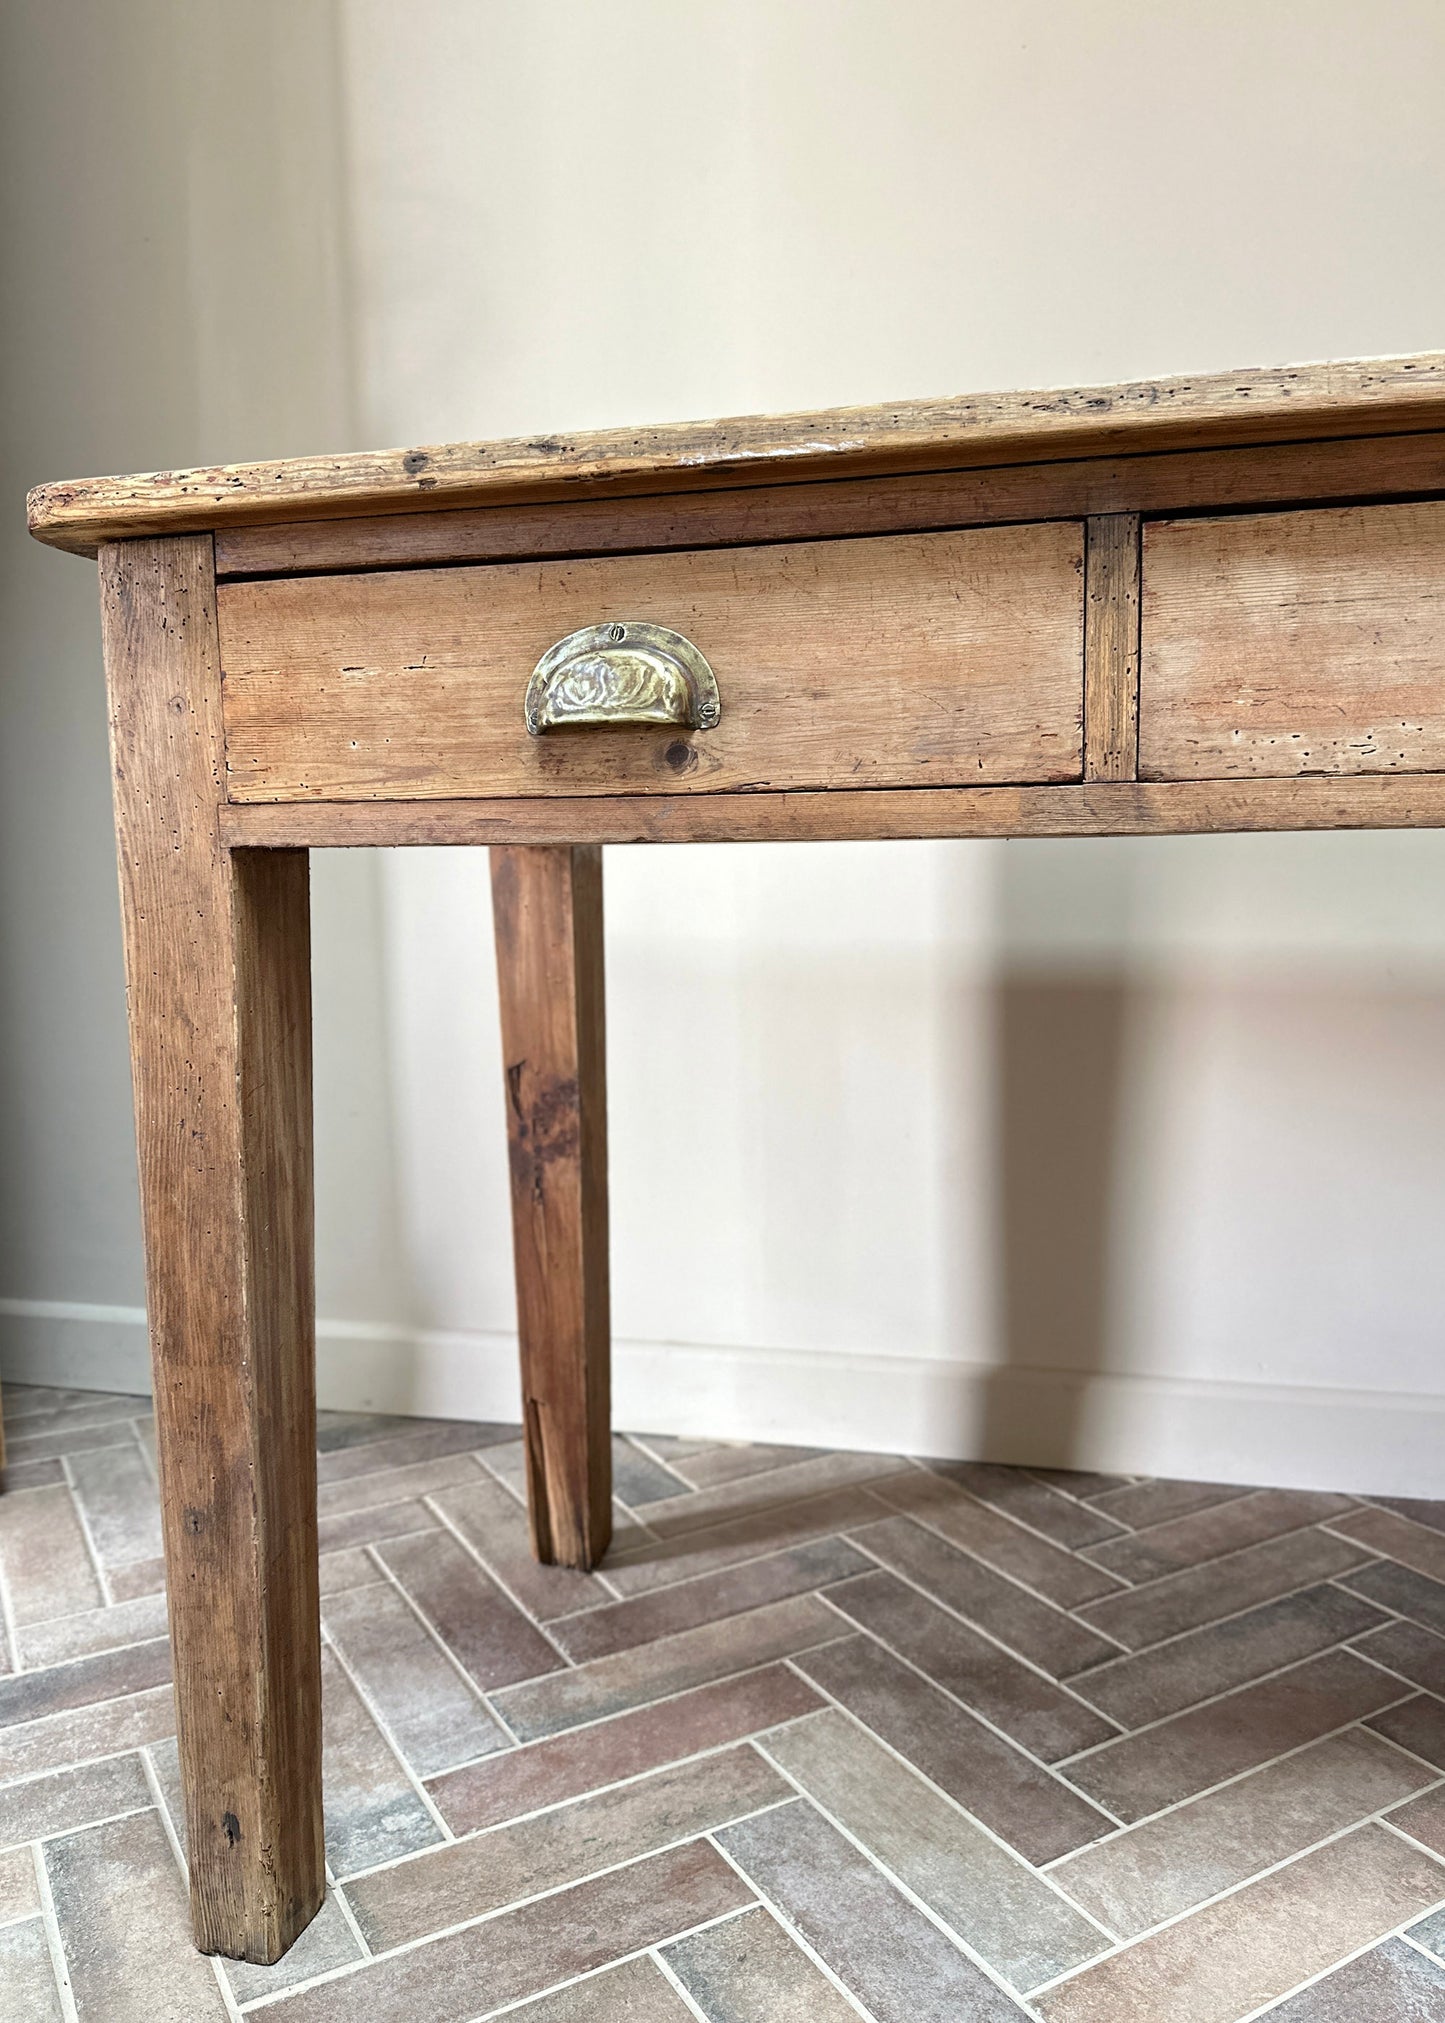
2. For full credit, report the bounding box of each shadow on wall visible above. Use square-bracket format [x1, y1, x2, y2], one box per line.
[959, 836, 1143, 1474]
[981, 965, 1133, 1471]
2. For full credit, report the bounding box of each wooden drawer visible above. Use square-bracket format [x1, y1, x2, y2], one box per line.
[1140, 500, 1445, 780]
[219, 524, 1084, 801]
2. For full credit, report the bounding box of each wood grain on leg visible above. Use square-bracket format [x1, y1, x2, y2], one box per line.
[490, 845, 612, 1570]
[100, 536, 322, 1963]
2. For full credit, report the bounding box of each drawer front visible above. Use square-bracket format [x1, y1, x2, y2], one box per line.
[219, 525, 1084, 801]
[1140, 500, 1445, 780]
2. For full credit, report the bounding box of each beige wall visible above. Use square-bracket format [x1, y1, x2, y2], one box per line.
[6, 0, 1445, 1490]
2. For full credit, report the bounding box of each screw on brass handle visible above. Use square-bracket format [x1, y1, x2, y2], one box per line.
[525, 622, 721, 736]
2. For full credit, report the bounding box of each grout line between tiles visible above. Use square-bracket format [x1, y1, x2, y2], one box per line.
[320, 1624, 456, 1847]
[1055, 1647, 1417, 1771]
[361, 1543, 526, 1747]
[57, 1454, 116, 1610]
[805, 1603, 1127, 1827]
[479, 1630, 856, 1757]
[833, 1534, 1129, 1731]
[1400, 1926, 1445, 1968]
[451, 1904, 758, 2023]
[773, 1658, 1117, 1943]
[650, 1945, 716, 2021]
[701, 1831, 880, 2022]
[32, 1838, 80, 2023]
[330, 1877, 372, 1960]
[750, 1735, 1056, 2014]
[245, 1816, 791, 2012]
[867, 1500, 1136, 1653]
[1228, 1898, 1445, 2023]
[1029, 1783, 1445, 1998]
[421, 1496, 582, 1667]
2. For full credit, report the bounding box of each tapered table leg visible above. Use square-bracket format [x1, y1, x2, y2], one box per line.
[490, 844, 612, 1570]
[101, 537, 323, 1963]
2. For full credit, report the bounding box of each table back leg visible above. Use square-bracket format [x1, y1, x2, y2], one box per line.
[490, 843, 612, 1569]
[100, 536, 323, 1963]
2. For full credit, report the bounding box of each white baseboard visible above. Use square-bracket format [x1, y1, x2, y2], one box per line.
[3, 1296, 1443, 1498]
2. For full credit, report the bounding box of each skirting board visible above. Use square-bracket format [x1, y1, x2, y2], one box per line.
[2, 1296, 1443, 1499]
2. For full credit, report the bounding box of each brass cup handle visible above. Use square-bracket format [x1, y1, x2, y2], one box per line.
[525, 622, 721, 736]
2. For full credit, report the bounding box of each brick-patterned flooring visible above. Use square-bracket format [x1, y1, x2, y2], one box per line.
[3, 1390, 1445, 2017]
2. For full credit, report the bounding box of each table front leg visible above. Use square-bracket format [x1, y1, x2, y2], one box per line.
[101, 537, 323, 1963]
[490, 844, 612, 1570]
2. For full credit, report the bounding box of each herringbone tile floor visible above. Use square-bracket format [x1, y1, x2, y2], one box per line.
[3, 1389, 1445, 2019]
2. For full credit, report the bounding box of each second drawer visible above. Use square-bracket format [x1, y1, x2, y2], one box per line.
[219, 523, 1085, 801]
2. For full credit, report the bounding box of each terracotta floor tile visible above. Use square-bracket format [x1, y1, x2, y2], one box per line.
[1368, 1693, 1445, 1770]
[315, 1645, 440, 1877]
[1387, 1781, 1445, 1857]
[1088, 1479, 1254, 1530]
[1354, 1617, 1445, 1695]
[795, 1634, 1113, 1863]
[1063, 1649, 1409, 1822]
[718, 1797, 1031, 2021]
[763, 1707, 1108, 1992]
[848, 1513, 1119, 1676]
[504, 1954, 697, 2020]
[428, 1663, 819, 1832]
[1070, 1583, 1387, 1726]
[926, 1461, 1128, 1549]
[0, 1459, 68, 1493]
[0, 1752, 150, 1845]
[347, 1745, 786, 1951]
[638, 1452, 912, 1538]
[13, 1385, 1445, 2023]
[377, 1529, 564, 1690]
[0, 1637, 171, 1730]
[1085, 1489, 1357, 1586]
[664, 1902, 862, 2021]
[0, 1919, 62, 2022]
[1371, 1495, 1445, 1538]
[1035, 1826, 1445, 2023]
[0, 1685, 175, 1785]
[316, 1422, 514, 1484]
[1029, 1469, 1137, 1500]
[547, 1535, 869, 1663]
[222, 1893, 366, 2005]
[17, 1593, 170, 1670]
[317, 1546, 383, 1597]
[323, 1582, 509, 1776]
[600, 1485, 895, 1597]
[1052, 1728, 1435, 1938]
[1332, 1505, 1445, 1585]
[876, 1472, 1124, 1609]
[670, 1443, 827, 1489]
[0, 1842, 40, 1924]
[267, 1841, 751, 2022]
[315, 1498, 441, 1552]
[1343, 1559, 1445, 1636]
[610, 1436, 694, 1507]
[64, 1445, 163, 1568]
[1080, 1526, 1372, 1650]
[316, 1454, 483, 1518]
[492, 1594, 843, 1742]
[824, 1569, 1117, 1759]
[1410, 1903, 1445, 1959]
[1261, 1935, 1445, 2020]
[429, 1473, 612, 1622]
[0, 1485, 103, 1625]
[107, 1558, 166, 1602]
[45, 1808, 230, 2021]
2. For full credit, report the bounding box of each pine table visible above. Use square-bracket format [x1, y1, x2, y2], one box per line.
[27, 352, 1445, 1961]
